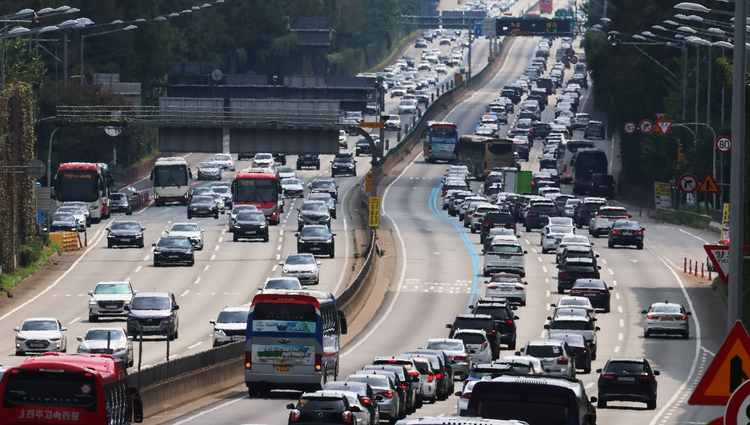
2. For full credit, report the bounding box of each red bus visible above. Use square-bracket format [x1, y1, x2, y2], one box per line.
[53, 163, 111, 222]
[540, 0, 553, 13]
[0, 353, 143, 424]
[231, 168, 283, 224]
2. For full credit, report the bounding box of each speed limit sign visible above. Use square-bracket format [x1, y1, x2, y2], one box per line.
[725, 380, 750, 425]
[716, 136, 732, 153]
[623, 122, 636, 134]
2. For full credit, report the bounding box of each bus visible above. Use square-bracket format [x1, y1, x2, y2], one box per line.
[572, 148, 608, 194]
[557, 140, 595, 184]
[231, 168, 283, 224]
[53, 163, 110, 223]
[244, 289, 347, 396]
[540, 0, 553, 13]
[150, 157, 192, 206]
[0, 352, 143, 424]
[454, 136, 515, 179]
[423, 122, 459, 163]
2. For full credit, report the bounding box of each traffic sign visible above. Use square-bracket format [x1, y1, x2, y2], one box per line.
[474, 18, 484, 37]
[704, 245, 749, 284]
[717, 136, 732, 153]
[690, 321, 750, 405]
[623, 122, 636, 134]
[655, 112, 667, 120]
[726, 380, 750, 425]
[366, 172, 372, 193]
[369, 196, 380, 227]
[655, 120, 673, 136]
[639, 119, 653, 134]
[26, 159, 46, 180]
[570, 56, 578, 64]
[565, 48, 575, 57]
[678, 173, 698, 193]
[360, 122, 384, 129]
[697, 171, 721, 194]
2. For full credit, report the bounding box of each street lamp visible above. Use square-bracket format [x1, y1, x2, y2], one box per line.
[79, 25, 137, 84]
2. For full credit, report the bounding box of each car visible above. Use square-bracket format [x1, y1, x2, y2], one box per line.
[353, 368, 410, 417]
[296, 225, 335, 257]
[385, 115, 401, 131]
[555, 234, 593, 263]
[584, 121, 606, 139]
[276, 166, 297, 181]
[308, 192, 337, 219]
[424, 338, 472, 380]
[206, 192, 227, 213]
[589, 173, 616, 198]
[61, 201, 91, 225]
[588, 206, 630, 237]
[126, 291, 179, 340]
[109, 193, 133, 215]
[608, 220, 645, 249]
[573, 197, 608, 228]
[50, 212, 78, 232]
[553, 296, 597, 319]
[14, 318, 67, 355]
[570, 278, 613, 312]
[197, 162, 222, 180]
[297, 154, 321, 170]
[546, 308, 599, 359]
[597, 357, 659, 409]
[311, 179, 339, 200]
[518, 339, 576, 378]
[540, 224, 575, 254]
[642, 301, 692, 339]
[88, 281, 136, 322]
[339, 130, 348, 149]
[56, 206, 87, 231]
[211, 185, 234, 208]
[297, 200, 332, 231]
[287, 391, 364, 425]
[370, 356, 423, 410]
[470, 204, 501, 233]
[356, 138, 373, 156]
[106, 221, 145, 248]
[187, 195, 220, 219]
[165, 222, 204, 250]
[524, 201, 559, 232]
[324, 381, 379, 425]
[482, 228, 518, 255]
[484, 240, 527, 277]
[280, 253, 321, 285]
[547, 333, 592, 374]
[398, 99, 418, 115]
[345, 374, 401, 424]
[415, 38, 427, 48]
[76, 327, 134, 366]
[446, 314, 502, 360]
[483, 273, 527, 306]
[232, 210, 269, 242]
[452, 329, 492, 365]
[280, 178, 305, 199]
[259, 277, 303, 292]
[213, 153, 235, 171]
[228, 204, 258, 229]
[435, 63, 448, 74]
[152, 236, 195, 267]
[252, 153, 275, 168]
[210, 306, 249, 346]
[332, 152, 357, 177]
[557, 257, 601, 293]
[472, 301, 518, 350]
[403, 349, 455, 400]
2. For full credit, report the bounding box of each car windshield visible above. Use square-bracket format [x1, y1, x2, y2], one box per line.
[255, 154, 273, 160]
[474, 306, 511, 319]
[265, 279, 302, 289]
[111, 222, 140, 231]
[525, 345, 563, 358]
[301, 203, 328, 212]
[347, 375, 389, 388]
[171, 224, 199, 232]
[312, 181, 336, 190]
[606, 362, 646, 374]
[488, 245, 523, 254]
[614, 221, 641, 230]
[233, 206, 258, 214]
[425, 340, 464, 351]
[52, 213, 75, 223]
[237, 212, 265, 222]
[215, 155, 231, 161]
[549, 335, 586, 348]
[58, 207, 82, 215]
[562, 236, 589, 244]
[278, 167, 294, 174]
[85, 329, 124, 341]
[333, 156, 352, 163]
[157, 238, 192, 248]
[192, 196, 214, 204]
[651, 305, 683, 313]
[549, 226, 573, 234]
[283, 179, 301, 186]
[200, 162, 219, 168]
[213, 187, 231, 194]
[558, 298, 590, 308]
[286, 255, 315, 265]
[21, 321, 58, 331]
[599, 209, 628, 217]
[217, 311, 249, 323]
[454, 333, 486, 345]
[300, 227, 331, 238]
[131, 297, 170, 310]
[94, 284, 131, 295]
[550, 320, 593, 330]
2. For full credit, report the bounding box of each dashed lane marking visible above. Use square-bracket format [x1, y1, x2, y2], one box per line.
[68, 317, 81, 325]
[180, 290, 190, 297]
[203, 265, 210, 272]
[135, 266, 142, 273]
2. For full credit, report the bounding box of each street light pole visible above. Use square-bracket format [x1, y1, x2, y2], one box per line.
[47, 127, 59, 189]
[80, 25, 137, 85]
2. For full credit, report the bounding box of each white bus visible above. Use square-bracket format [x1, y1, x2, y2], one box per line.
[151, 157, 192, 206]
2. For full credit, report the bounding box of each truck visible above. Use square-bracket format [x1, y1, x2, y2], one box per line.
[501, 168, 532, 194]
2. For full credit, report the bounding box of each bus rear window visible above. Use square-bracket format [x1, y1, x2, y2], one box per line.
[253, 303, 317, 322]
[487, 142, 513, 156]
[431, 127, 457, 138]
[475, 392, 573, 425]
[4, 369, 97, 411]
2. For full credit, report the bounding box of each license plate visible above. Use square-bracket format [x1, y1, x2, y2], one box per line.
[105, 305, 118, 309]
[231, 336, 244, 341]
[618, 376, 635, 381]
[29, 343, 45, 348]
[599, 185, 607, 188]
[500, 255, 510, 259]
[244, 231, 256, 235]
[276, 366, 291, 373]
[287, 190, 297, 194]
[440, 150, 447, 153]
[661, 317, 674, 321]
[310, 247, 321, 251]
[583, 293, 595, 297]
[121, 238, 130, 242]
[169, 255, 179, 259]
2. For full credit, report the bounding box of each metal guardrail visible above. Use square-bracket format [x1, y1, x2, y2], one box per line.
[55, 105, 344, 125]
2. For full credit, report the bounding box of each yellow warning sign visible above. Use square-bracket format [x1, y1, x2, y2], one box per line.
[368, 196, 380, 227]
[689, 321, 750, 405]
[366, 173, 372, 193]
[697, 171, 721, 194]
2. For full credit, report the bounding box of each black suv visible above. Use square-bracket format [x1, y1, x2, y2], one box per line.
[573, 198, 608, 228]
[480, 212, 516, 244]
[356, 137, 373, 156]
[472, 302, 518, 350]
[152, 236, 195, 267]
[331, 152, 357, 177]
[311, 179, 339, 200]
[287, 392, 363, 425]
[584, 121, 606, 139]
[597, 358, 659, 409]
[296, 225, 335, 258]
[126, 291, 180, 340]
[608, 220, 645, 249]
[109, 193, 133, 215]
[447, 314, 502, 360]
[187, 196, 219, 219]
[557, 257, 601, 293]
[106, 221, 145, 248]
[559, 245, 599, 266]
[296, 154, 320, 170]
[590, 173, 615, 198]
[570, 278, 613, 312]
[272, 153, 287, 165]
[232, 211, 269, 242]
[524, 202, 559, 232]
[324, 382, 379, 425]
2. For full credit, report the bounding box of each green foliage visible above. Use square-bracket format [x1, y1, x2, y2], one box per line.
[3, 39, 45, 88]
[0, 241, 61, 292]
[650, 205, 710, 229]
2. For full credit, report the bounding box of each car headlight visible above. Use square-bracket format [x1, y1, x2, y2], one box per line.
[16, 336, 26, 342]
[215, 330, 226, 336]
[154, 251, 161, 255]
[192, 207, 198, 211]
[89, 299, 97, 305]
[135, 234, 143, 238]
[297, 216, 303, 222]
[49, 337, 61, 342]
[259, 224, 267, 228]
[234, 225, 241, 229]
[108, 234, 115, 238]
[326, 238, 334, 243]
[282, 269, 290, 274]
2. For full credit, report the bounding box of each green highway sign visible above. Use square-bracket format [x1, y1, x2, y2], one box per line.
[496, 18, 573, 36]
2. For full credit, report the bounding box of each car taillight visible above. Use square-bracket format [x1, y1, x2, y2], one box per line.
[639, 375, 654, 382]
[483, 221, 490, 226]
[635, 231, 643, 235]
[597, 215, 603, 218]
[560, 272, 570, 277]
[401, 384, 409, 389]
[557, 357, 568, 365]
[531, 181, 536, 185]
[604, 292, 611, 297]
[342, 411, 353, 423]
[487, 330, 497, 334]
[515, 286, 525, 290]
[388, 360, 398, 363]
[409, 371, 420, 378]
[570, 290, 581, 295]
[460, 391, 473, 399]
[600, 374, 614, 380]
[362, 397, 372, 405]
[611, 230, 621, 234]
[647, 315, 654, 319]
[378, 391, 394, 398]
[291, 409, 301, 421]
[681, 316, 687, 320]
[315, 354, 322, 372]
[488, 285, 499, 289]
[445, 195, 450, 199]
[428, 372, 435, 383]
[245, 352, 252, 370]
[453, 355, 467, 361]
[509, 222, 516, 227]
[591, 273, 600, 277]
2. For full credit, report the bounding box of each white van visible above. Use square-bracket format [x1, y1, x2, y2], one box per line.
[483, 241, 527, 277]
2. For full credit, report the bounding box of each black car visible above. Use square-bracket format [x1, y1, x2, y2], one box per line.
[109, 193, 133, 215]
[50, 212, 78, 232]
[232, 211, 269, 242]
[297, 200, 332, 231]
[286, 392, 362, 425]
[187, 196, 219, 219]
[107, 221, 145, 248]
[472, 302, 518, 350]
[272, 153, 287, 165]
[590, 173, 615, 198]
[296, 154, 320, 170]
[573, 199, 608, 228]
[557, 257, 601, 294]
[308, 192, 337, 219]
[597, 357, 659, 409]
[559, 245, 599, 267]
[356, 138, 373, 156]
[447, 314, 502, 360]
[323, 381, 379, 425]
[196, 162, 222, 181]
[484, 172, 503, 191]
[296, 225, 335, 258]
[480, 212, 516, 244]
[524, 202, 559, 232]
[584, 121, 606, 139]
[570, 278, 613, 312]
[152, 236, 194, 267]
[608, 220, 645, 249]
[331, 152, 357, 177]
[311, 179, 339, 200]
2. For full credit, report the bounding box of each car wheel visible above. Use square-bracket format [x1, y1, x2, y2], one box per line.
[297, 165, 302, 170]
[508, 339, 516, 350]
[557, 286, 564, 294]
[15, 350, 24, 356]
[683, 332, 689, 340]
[187, 212, 192, 219]
[89, 315, 98, 322]
[107, 242, 113, 248]
[128, 358, 134, 367]
[330, 250, 335, 258]
[471, 227, 476, 234]
[168, 332, 175, 341]
[584, 364, 591, 374]
[637, 243, 644, 250]
[647, 400, 657, 410]
[126, 210, 133, 216]
[608, 240, 614, 248]
[484, 270, 490, 277]
[174, 330, 179, 339]
[214, 212, 219, 219]
[604, 305, 611, 313]
[644, 330, 650, 338]
[263, 235, 269, 242]
[154, 261, 160, 267]
[597, 399, 606, 409]
[139, 241, 144, 249]
[526, 226, 531, 232]
[542, 247, 548, 254]
[316, 165, 320, 170]
[233, 234, 239, 242]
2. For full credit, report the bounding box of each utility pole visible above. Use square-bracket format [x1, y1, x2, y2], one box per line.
[468, 25, 473, 81]
[63, 35, 67, 87]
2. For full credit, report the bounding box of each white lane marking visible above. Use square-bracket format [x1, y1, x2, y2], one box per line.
[586, 382, 595, 389]
[545, 277, 549, 283]
[272, 265, 278, 272]
[614, 346, 621, 353]
[194, 277, 201, 284]
[547, 303, 551, 310]
[702, 346, 716, 357]
[275, 254, 281, 260]
[188, 342, 203, 350]
[542, 266, 548, 273]
[218, 237, 223, 243]
[539, 331, 546, 338]
[68, 317, 81, 325]
[341, 154, 419, 357]
[613, 280, 617, 286]
[277, 245, 282, 250]
[619, 319, 624, 327]
[608, 268, 614, 275]
[531, 248, 538, 254]
[437, 414, 445, 418]
[214, 245, 220, 251]
[135, 266, 142, 273]
[143, 255, 149, 261]
[615, 293, 620, 300]
[601, 258, 607, 265]
[180, 290, 190, 297]
[221, 229, 227, 235]
[537, 257, 543, 262]
[203, 265, 210, 272]
[210, 255, 216, 261]
[679, 228, 709, 244]
[618, 306, 623, 313]
[0, 220, 110, 322]
[546, 290, 550, 298]
[331, 188, 352, 296]
[278, 237, 283, 243]
[618, 333, 624, 341]
[280, 230, 284, 235]
[524, 239, 530, 244]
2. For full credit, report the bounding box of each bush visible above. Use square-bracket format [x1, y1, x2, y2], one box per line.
[651, 206, 710, 230]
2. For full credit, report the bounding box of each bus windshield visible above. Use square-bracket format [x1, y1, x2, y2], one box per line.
[154, 164, 188, 187]
[235, 179, 278, 203]
[4, 369, 97, 411]
[56, 171, 99, 202]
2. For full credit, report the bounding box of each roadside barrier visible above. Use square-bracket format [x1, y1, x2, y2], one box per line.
[49, 232, 79, 251]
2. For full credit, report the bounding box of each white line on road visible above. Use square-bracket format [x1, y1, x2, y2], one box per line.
[214, 245, 220, 251]
[203, 265, 210, 272]
[524, 239, 530, 244]
[210, 255, 216, 261]
[601, 258, 607, 265]
[135, 266, 142, 273]
[618, 333, 624, 341]
[679, 228, 709, 244]
[539, 331, 546, 338]
[143, 255, 149, 261]
[542, 266, 548, 273]
[545, 277, 549, 283]
[280, 230, 284, 235]
[618, 306, 623, 313]
[612, 280, 617, 286]
[275, 254, 281, 260]
[188, 342, 204, 350]
[68, 317, 81, 325]
[180, 290, 190, 297]
[218, 237, 223, 243]
[537, 257, 543, 262]
[619, 319, 624, 327]
[194, 277, 201, 284]
[277, 245, 282, 250]
[614, 346, 621, 353]
[272, 265, 278, 272]
[546, 290, 550, 298]
[615, 293, 620, 300]
[585, 383, 595, 389]
[608, 268, 614, 275]
[221, 229, 226, 234]
[125, 277, 131, 282]
[278, 237, 283, 243]
[531, 248, 537, 254]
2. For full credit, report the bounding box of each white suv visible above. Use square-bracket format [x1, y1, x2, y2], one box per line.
[520, 339, 576, 378]
[541, 225, 576, 254]
[210, 306, 250, 347]
[588, 206, 631, 237]
[484, 241, 527, 277]
[453, 329, 492, 365]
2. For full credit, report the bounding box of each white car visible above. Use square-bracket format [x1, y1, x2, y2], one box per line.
[500, 355, 545, 375]
[642, 301, 692, 339]
[484, 273, 527, 306]
[475, 124, 497, 137]
[166, 222, 204, 250]
[88, 281, 136, 321]
[61, 201, 91, 225]
[520, 339, 576, 378]
[258, 277, 302, 292]
[484, 241, 527, 277]
[14, 318, 67, 355]
[417, 61, 431, 71]
[453, 329, 492, 365]
[456, 379, 481, 415]
[77, 327, 133, 366]
[338, 391, 372, 425]
[554, 296, 597, 319]
[563, 199, 581, 217]
[572, 113, 591, 129]
[280, 178, 305, 198]
[436, 63, 448, 74]
[556, 235, 593, 263]
[588, 206, 631, 237]
[398, 99, 418, 115]
[213, 154, 235, 171]
[541, 225, 576, 254]
[252, 153, 274, 168]
[424, 338, 472, 379]
[385, 115, 401, 131]
[210, 306, 249, 346]
[280, 253, 321, 285]
[390, 86, 406, 97]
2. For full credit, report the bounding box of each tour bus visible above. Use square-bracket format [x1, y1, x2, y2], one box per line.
[423, 121, 459, 163]
[232, 168, 283, 224]
[244, 289, 347, 396]
[53, 163, 110, 222]
[151, 157, 192, 206]
[0, 352, 143, 424]
[571, 148, 608, 194]
[540, 0, 553, 13]
[557, 140, 595, 184]
[454, 136, 515, 179]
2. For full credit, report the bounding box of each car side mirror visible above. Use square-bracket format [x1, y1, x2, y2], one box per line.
[597, 266, 602, 270]
[608, 287, 614, 290]
[514, 316, 519, 320]
[151, 243, 156, 247]
[106, 227, 110, 232]
[544, 324, 550, 330]
[332, 233, 337, 236]
[174, 305, 180, 310]
[596, 368, 603, 374]
[123, 305, 130, 311]
[595, 254, 600, 258]
[76, 336, 83, 341]
[317, 261, 322, 265]
[546, 316, 552, 320]
[164, 230, 169, 234]
[201, 229, 205, 233]
[13, 326, 19, 332]
[590, 396, 598, 403]
[295, 233, 300, 237]
[687, 311, 692, 315]
[524, 250, 528, 254]
[141, 228, 146, 231]
[555, 264, 560, 268]
[595, 326, 601, 331]
[641, 228, 646, 232]
[61, 327, 67, 332]
[210, 320, 216, 325]
[641, 310, 648, 314]
[128, 336, 134, 341]
[279, 262, 284, 266]
[88, 291, 94, 296]
[524, 281, 528, 285]
[654, 370, 660, 376]
[286, 403, 295, 409]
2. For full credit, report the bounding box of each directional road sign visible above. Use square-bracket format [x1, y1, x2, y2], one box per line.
[623, 122, 636, 134]
[678, 173, 698, 193]
[704, 245, 749, 284]
[25, 159, 46, 180]
[717, 136, 732, 153]
[690, 321, 750, 405]
[639, 119, 653, 134]
[655, 120, 673, 136]
[360, 122, 384, 129]
[474, 18, 484, 37]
